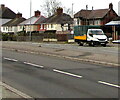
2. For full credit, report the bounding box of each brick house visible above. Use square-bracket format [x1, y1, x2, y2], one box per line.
[43, 7, 73, 41]
[0, 4, 16, 32]
[1, 13, 26, 34]
[44, 7, 73, 33]
[74, 3, 118, 26]
[18, 10, 46, 33]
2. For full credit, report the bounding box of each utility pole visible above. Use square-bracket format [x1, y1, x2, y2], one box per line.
[72, 3, 74, 18]
[86, 5, 88, 25]
[92, 6, 94, 25]
[29, 0, 32, 41]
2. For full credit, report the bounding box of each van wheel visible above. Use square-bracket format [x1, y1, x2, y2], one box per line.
[79, 42, 83, 46]
[89, 43, 92, 46]
[102, 44, 106, 47]
[90, 42, 95, 47]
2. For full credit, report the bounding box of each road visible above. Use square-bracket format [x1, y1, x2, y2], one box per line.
[2, 49, 119, 98]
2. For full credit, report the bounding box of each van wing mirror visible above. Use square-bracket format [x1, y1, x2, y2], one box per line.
[89, 33, 93, 37]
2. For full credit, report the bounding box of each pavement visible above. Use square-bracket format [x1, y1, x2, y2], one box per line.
[2, 41, 119, 67]
[1, 81, 33, 99]
[0, 82, 23, 99]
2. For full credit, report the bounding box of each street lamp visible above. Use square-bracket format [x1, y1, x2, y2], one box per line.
[72, 3, 74, 18]
[29, 0, 32, 41]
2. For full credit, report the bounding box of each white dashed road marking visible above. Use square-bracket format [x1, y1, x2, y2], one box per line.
[53, 69, 82, 78]
[4, 57, 119, 89]
[23, 62, 44, 68]
[98, 81, 120, 88]
[4, 57, 18, 62]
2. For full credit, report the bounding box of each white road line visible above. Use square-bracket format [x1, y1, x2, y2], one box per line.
[98, 81, 120, 88]
[53, 69, 82, 78]
[4, 57, 18, 62]
[23, 62, 44, 68]
[1, 82, 34, 99]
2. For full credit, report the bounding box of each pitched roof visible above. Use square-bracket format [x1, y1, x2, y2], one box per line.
[88, 9, 110, 19]
[19, 15, 46, 25]
[74, 9, 92, 19]
[74, 9, 110, 19]
[2, 17, 26, 26]
[0, 5, 16, 19]
[44, 13, 73, 24]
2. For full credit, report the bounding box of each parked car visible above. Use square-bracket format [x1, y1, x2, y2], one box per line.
[112, 40, 120, 44]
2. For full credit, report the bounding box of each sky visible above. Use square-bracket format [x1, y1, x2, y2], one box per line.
[0, 0, 120, 18]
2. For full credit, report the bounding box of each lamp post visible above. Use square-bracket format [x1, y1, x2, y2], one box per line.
[29, 0, 32, 41]
[72, 3, 74, 18]
[86, 5, 88, 25]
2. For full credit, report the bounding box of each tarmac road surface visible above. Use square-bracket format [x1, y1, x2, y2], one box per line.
[2, 49, 119, 98]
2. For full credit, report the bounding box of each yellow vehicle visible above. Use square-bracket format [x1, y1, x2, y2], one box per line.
[74, 25, 108, 47]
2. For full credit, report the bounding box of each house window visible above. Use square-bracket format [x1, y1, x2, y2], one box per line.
[94, 20, 100, 25]
[77, 19, 79, 25]
[3, 27, 5, 31]
[51, 24, 53, 28]
[20, 26, 22, 29]
[6, 27, 8, 30]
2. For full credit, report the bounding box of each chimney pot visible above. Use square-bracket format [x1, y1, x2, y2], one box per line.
[1, 4, 5, 8]
[56, 7, 63, 15]
[16, 13, 22, 18]
[109, 3, 113, 9]
[35, 10, 41, 17]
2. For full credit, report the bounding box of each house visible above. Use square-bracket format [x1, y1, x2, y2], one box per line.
[18, 10, 46, 33]
[1, 13, 26, 34]
[0, 4, 16, 32]
[44, 7, 73, 34]
[106, 16, 120, 40]
[74, 3, 118, 26]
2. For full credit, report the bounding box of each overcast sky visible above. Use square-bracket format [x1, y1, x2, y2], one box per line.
[0, 0, 119, 18]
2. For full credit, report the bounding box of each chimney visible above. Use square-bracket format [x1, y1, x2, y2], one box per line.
[16, 13, 22, 18]
[35, 10, 41, 17]
[92, 6, 94, 10]
[56, 7, 63, 15]
[86, 5, 88, 10]
[109, 3, 113, 9]
[1, 4, 5, 8]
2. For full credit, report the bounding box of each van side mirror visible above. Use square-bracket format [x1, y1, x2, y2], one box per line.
[89, 33, 93, 37]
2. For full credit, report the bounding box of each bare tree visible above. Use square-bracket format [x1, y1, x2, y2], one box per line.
[41, 0, 62, 17]
[63, 7, 72, 16]
[41, 0, 73, 17]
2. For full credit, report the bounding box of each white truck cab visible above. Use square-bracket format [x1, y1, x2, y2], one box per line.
[87, 29, 108, 46]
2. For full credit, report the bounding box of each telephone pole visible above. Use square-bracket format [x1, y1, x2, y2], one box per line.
[29, 0, 32, 41]
[72, 3, 74, 18]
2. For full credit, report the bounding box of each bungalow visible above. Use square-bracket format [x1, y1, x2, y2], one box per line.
[44, 7, 73, 34]
[1, 13, 26, 34]
[0, 4, 16, 32]
[74, 3, 118, 26]
[18, 10, 46, 33]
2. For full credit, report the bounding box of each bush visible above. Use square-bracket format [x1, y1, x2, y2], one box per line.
[2, 33, 9, 41]
[2, 33, 17, 41]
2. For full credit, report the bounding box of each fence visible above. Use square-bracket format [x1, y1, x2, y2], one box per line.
[2, 33, 74, 42]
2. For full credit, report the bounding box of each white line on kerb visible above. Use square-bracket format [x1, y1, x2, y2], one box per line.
[24, 62, 44, 68]
[4, 57, 18, 62]
[98, 81, 120, 88]
[53, 69, 82, 78]
[1, 82, 34, 99]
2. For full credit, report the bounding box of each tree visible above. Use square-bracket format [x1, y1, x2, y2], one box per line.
[41, 0, 62, 17]
[63, 7, 72, 16]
